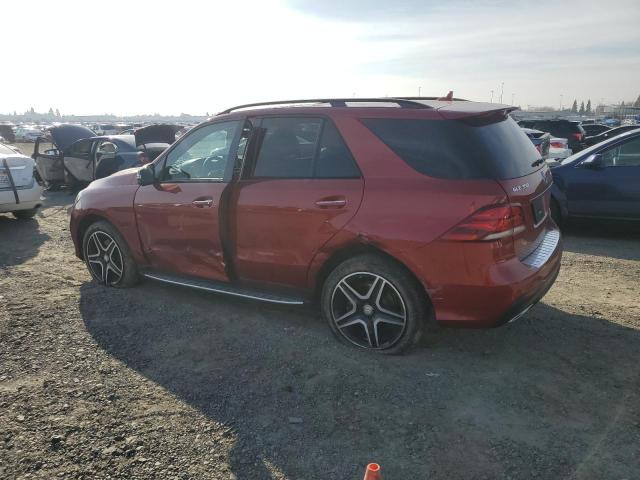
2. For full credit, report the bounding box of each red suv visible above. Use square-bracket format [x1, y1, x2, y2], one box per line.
[70, 98, 562, 354]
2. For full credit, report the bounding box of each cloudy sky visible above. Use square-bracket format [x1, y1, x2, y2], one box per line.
[4, 0, 639, 115]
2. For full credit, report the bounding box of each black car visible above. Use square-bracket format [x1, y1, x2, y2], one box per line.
[550, 128, 640, 224]
[518, 119, 587, 152]
[585, 124, 640, 146]
[581, 123, 610, 136]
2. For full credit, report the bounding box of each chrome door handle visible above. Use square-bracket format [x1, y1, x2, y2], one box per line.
[192, 199, 213, 207]
[315, 199, 346, 208]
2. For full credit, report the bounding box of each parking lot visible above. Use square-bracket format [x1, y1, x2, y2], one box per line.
[0, 186, 639, 479]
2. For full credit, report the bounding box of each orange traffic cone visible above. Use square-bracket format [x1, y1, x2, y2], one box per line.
[363, 463, 381, 480]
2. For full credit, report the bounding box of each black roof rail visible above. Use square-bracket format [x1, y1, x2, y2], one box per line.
[218, 98, 433, 114]
[396, 96, 469, 102]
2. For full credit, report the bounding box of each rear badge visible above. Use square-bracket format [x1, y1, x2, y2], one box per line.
[512, 183, 530, 193]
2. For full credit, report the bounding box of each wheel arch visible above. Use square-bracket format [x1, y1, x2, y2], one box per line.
[312, 242, 434, 313]
[76, 214, 116, 260]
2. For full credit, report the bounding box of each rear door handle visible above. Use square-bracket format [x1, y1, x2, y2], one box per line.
[315, 197, 346, 208]
[192, 198, 214, 207]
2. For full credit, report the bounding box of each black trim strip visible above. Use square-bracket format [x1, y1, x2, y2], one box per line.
[1, 158, 20, 204]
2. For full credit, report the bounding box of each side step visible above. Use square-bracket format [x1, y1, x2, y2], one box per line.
[141, 272, 305, 305]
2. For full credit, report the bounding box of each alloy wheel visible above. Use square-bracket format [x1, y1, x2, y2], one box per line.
[85, 231, 124, 286]
[330, 272, 407, 349]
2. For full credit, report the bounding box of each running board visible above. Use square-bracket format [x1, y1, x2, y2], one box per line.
[142, 272, 305, 305]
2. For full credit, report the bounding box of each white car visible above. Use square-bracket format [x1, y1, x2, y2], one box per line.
[14, 126, 42, 142]
[0, 143, 44, 219]
[547, 137, 572, 163]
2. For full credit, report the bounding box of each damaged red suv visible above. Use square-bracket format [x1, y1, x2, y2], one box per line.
[70, 98, 561, 354]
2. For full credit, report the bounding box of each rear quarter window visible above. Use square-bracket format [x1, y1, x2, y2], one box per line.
[362, 116, 542, 180]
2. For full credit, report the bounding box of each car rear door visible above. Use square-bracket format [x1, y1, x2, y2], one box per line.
[134, 120, 242, 281]
[229, 116, 364, 288]
[64, 139, 96, 182]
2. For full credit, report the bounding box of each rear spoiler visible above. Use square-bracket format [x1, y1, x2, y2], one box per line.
[436, 103, 519, 122]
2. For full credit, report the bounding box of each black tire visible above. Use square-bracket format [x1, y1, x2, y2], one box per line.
[12, 208, 38, 219]
[82, 220, 139, 288]
[551, 198, 563, 227]
[321, 254, 430, 354]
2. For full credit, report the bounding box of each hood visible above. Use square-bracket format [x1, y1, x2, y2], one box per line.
[134, 124, 181, 146]
[48, 125, 96, 151]
[91, 167, 140, 188]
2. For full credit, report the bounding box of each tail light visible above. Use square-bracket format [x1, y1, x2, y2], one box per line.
[572, 133, 583, 142]
[137, 151, 150, 164]
[441, 204, 526, 241]
[550, 140, 566, 149]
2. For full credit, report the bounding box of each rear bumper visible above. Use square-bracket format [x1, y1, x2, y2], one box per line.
[426, 226, 562, 328]
[0, 184, 44, 213]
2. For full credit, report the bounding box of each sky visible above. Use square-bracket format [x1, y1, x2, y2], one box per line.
[3, 0, 639, 116]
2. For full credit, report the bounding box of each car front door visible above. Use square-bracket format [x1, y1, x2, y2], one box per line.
[567, 136, 640, 219]
[134, 120, 242, 281]
[64, 139, 96, 182]
[230, 116, 364, 289]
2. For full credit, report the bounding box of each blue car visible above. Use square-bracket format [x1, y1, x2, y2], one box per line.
[550, 128, 640, 224]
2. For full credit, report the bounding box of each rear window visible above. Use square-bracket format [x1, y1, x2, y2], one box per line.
[362, 116, 542, 180]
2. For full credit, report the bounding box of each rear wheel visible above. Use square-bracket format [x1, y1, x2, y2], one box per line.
[321, 254, 428, 354]
[82, 221, 138, 288]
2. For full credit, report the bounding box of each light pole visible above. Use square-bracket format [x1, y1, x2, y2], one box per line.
[490, 90, 494, 103]
[418, 86, 421, 97]
[511, 93, 515, 105]
[560, 94, 564, 111]
[499, 82, 504, 103]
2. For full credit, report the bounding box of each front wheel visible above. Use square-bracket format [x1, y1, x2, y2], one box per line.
[82, 221, 139, 288]
[321, 254, 429, 354]
[13, 208, 38, 219]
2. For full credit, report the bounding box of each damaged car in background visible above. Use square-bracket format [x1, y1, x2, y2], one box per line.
[34, 124, 180, 189]
[1, 142, 44, 219]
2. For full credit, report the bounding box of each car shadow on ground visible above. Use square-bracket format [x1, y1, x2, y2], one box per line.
[79, 279, 640, 479]
[561, 219, 640, 261]
[0, 215, 50, 269]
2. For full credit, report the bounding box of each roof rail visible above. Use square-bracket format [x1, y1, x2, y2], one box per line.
[396, 96, 469, 102]
[218, 98, 433, 114]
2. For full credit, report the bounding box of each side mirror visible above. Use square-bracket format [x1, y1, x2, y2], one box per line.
[582, 153, 605, 170]
[137, 163, 156, 186]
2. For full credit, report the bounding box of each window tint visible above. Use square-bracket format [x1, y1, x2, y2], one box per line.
[601, 137, 640, 167]
[253, 117, 322, 178]
[362, 116, 542, 180]
[314, 120, 360, 178]
[162, 121, 239, 181]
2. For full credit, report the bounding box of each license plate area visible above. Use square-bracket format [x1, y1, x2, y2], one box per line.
[531, 194, 546, 226]
[0, 172, 9, 187]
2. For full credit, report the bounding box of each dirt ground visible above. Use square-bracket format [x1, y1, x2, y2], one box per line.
[1, 182, 639, 479]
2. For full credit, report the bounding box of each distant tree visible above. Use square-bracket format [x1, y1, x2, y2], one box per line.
[586, 100, 592, 114]
[579, 101, 585, 114]
[55, 108, 61, 117]
[571, 100, 578, 113]
[29, 107, 35, 114]
[634, 95, 640, 108]
[13, 110, 17, 116]
[48, 108, 54, 116]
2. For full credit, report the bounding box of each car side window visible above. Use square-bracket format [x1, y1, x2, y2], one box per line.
[250, 117, 360, 179]
[68, 140, 92, 159]
[314, 120, 360, 178]
[601, 137, 640, 167]
[161, 121, 240, 182]
[253, 117, 322, 178]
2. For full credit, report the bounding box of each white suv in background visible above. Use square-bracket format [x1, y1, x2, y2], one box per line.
[0, 143, 44, 219]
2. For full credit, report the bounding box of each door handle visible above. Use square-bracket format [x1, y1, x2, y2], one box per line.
[315, 197, 347, 208]
[192, 199, 214, 207]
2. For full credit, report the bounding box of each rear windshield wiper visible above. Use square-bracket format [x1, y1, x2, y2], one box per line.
[531, 158, 545, 168]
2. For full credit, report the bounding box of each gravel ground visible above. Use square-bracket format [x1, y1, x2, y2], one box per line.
[1, 188, 639, 480]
